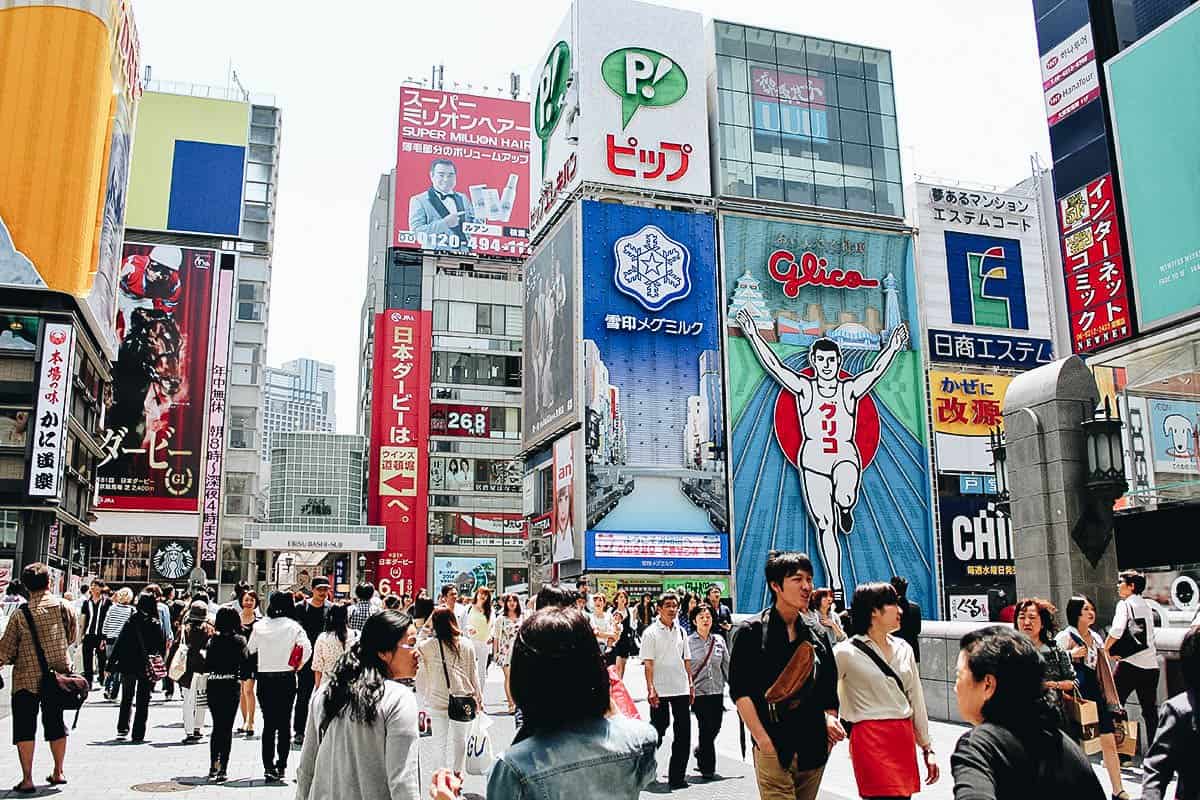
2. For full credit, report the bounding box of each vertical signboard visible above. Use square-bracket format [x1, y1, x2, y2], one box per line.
[98, 244, 218, 511]
[393, 88, 530, 257]
[928, 370, 1014, 474]
[199, 264, 235, 577]
[916, 183, 1054, 370]
[523, 209, 578, 450]
[721, 213, 934, 613]
[370, 310, 432, 597]
[530, 0, 712, 236]
[551, 433, 578, 563]
[28, 323, 76, 498]
[580, 201, 728, 573]
[1107, 4, 1200, 332]
[939, 497, 1016, 615]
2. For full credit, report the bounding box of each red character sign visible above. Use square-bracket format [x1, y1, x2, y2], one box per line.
[767, 249, 881, 297]
[606, 135, 691, 182]
[369, 310, 432, 596]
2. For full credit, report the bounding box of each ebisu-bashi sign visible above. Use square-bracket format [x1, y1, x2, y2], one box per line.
[530, 0, 711, 236]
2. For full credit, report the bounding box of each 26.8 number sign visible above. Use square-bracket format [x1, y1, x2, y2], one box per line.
[431, 404, 491, 438]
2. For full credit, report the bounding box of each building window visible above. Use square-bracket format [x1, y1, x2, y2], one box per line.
[229, 406, 257, 449]
[432, 351, 520, 388]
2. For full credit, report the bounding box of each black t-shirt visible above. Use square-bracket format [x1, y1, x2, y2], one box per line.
[951, 722, 1104, 800]
[295, 601, 328, 645]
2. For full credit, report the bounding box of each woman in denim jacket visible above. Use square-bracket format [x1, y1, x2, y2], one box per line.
[431, 607, 658, 799]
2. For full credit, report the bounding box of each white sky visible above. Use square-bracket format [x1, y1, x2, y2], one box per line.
[133, 0, 1051, 433]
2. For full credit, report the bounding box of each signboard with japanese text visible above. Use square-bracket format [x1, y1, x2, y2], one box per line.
[1044, 60, 1100, 127]
[585, 531, 728, 572]
[530, 0, 711, 236]
[721, 213, 935, 613]
[199, 264, 233, 576]
[523, 208, 578, 450]
[1040, 24, 1096, 90]
[928, 370, 1013, 473]
[939, 497, 1015, 603]
[580, 201, 728, 574]
[27, 322, 75, 498]
[959, 474, 998, 495]
[947, 593, 991, 623]
[1057, 174, 1134, 352]
[368, 310, 432, 597]
[393, 88, 530, 257]
[429, 456, 521, 493]
[98, 243, 218, 511]
[429, 513, 526, 547]
[1107, 4, 1200, 331]
[915, 183, 1054, 370]
[1148, 398, 1200, 475]
[430, 404, 492, 438]
[750, 66, 829, 143]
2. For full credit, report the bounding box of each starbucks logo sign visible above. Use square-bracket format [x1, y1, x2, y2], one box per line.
[153, 542, 194, 580]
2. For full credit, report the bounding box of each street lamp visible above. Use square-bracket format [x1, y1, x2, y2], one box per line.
[1072, 397, 1129, 566]
[988, 427, 1010, 511]
[357, 553, 367, 572]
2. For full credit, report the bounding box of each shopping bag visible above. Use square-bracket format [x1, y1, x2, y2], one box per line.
[192, 673, 208, 709]
[1116, 719, 1139, 757]
[465, 715, 495, 776]
[167, 642, 188, 681]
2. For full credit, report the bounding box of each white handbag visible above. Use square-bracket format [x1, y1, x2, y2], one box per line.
[464, 715, 495, 776]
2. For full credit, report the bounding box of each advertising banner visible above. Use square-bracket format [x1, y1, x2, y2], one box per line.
[530, 0, 711, 235]
[98, 244, 218, 511]
[939, 497, 1015, 599]
[28, 323, 76, 498]
[750, 66, 829, 143]
[1107, 4, 1200, 331]
[523, 208, 578, 449]
[915, 183, 1053, 370]
[433, 556, 498, 596]
[1117, 392, 1155, 509]
[369, 310, 432, 597]
[199, 264, 234, 577]
[1040, 24, 1096, 89]
[430, 456, 521, 493]
[928, 370, 1014, 474]
[552, 433, 578, 563]
[0, 1, 141, 308]
[721, 213, 935, 613]
[580, 201, 728, 574]
[430, 513, 526, 547]
[1057, 174, 1134, 352]
[430, 404, 492, 438]
[393, 87, 530, 257]
[1148, 398, 1200, 475]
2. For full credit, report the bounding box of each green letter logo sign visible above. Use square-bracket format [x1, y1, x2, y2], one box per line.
[534, 40, 571, 172]
[602, 47, 687, 128]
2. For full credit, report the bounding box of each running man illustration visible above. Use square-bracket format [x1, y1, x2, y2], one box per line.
[735, 307, 909, 599]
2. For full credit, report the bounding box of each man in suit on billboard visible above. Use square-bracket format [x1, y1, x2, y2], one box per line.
[407, 158, 476, 250]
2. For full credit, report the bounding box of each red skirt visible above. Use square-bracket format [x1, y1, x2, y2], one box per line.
[848, 718, 920, 797]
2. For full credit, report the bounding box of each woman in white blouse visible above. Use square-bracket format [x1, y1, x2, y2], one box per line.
[415, 607, 483, 779]
[835, 582, 939, 800]
[312, 604, 358, 687]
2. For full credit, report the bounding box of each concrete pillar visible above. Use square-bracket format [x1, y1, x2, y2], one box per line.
[1003, 356, 1119, 624]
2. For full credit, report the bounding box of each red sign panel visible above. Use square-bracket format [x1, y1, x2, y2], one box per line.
[430, 404, 491, 438]
[1055, 174, 1135, 354]
[98, 244, 218, 511]
[369, 310, 432, 597]
[750, 67, 828, 107]
[393, 88, 530, 258]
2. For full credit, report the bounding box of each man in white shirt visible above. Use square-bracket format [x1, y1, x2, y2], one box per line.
[640, 591, 692, 790]
[1106, 569, 1160, 744]
[440, 583, 470, 632]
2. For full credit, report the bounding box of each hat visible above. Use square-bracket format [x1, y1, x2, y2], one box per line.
[187, 602, 208, 623]
[311, 577, 330, 589]
[148, 245, 183, 271]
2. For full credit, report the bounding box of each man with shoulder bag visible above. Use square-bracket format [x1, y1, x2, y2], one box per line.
[0, 562, 85, 794]
[1105, 570, 1160, 746]
[729, 551, 844, 800]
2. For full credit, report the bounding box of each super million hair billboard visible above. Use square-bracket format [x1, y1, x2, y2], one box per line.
[720, 213, 935, 612]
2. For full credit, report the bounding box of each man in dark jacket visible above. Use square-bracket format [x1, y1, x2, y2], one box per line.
[1143, 626, 1200, 800]
[79, 578, 111, 688]
[891, 575, 922, 663]
[729, 551, 844, 800]
[291, 576, 330, 746]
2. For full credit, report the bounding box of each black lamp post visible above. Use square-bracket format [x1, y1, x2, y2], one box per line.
[988, 427, 1010, 512]
[1072, 397, 1129, 566]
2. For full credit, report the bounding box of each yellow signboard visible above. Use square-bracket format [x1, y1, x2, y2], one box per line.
[929, 370, 1014, 437]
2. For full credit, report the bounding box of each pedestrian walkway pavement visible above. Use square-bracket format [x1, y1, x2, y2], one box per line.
[0, 662, 1152, 798]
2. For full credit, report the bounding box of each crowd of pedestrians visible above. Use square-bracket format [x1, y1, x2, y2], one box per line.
[2, 557, 1200, 799]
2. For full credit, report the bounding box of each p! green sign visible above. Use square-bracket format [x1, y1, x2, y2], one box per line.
[534, 40, 571, 172]
[602, 47, 687, 128]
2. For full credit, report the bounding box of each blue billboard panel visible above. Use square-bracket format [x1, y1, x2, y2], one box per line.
[721, 213, 936, 614]
[581, 200, 728, 574]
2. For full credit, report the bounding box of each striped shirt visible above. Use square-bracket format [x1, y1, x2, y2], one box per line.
[103, 603, 134, 640]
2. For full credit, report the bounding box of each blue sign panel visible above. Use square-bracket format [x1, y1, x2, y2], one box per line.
[944, 231, 1029, 330]
[958, 474, 999, 495]
[928, 329, 1054, 370]
[581, 200, 728, 574]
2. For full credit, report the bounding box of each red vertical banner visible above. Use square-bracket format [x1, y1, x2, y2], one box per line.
[368, 310, 432, 597]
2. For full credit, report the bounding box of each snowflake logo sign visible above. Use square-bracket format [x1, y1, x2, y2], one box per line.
[612, 224, 692, 312]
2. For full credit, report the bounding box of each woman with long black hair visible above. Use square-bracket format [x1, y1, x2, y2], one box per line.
[204, 607, 248, 782]
[112, 592, 166, 743]
[952, 625, 1104, 799]
[296, 611, 420, 800]
[312, 604, 357, 687]
[247, 591, 311, 784]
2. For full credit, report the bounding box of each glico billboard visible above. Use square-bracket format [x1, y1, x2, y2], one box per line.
[0, 0, 142, 359]
[393, 88, 530, 258]
[369, 310, 433, 597]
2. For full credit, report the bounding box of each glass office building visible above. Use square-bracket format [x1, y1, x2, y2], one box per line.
[711, 22, 904, 217]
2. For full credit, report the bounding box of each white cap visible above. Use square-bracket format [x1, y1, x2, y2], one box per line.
[149, 245, 183, 271]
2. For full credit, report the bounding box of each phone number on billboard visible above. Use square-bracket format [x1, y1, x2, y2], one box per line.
[396, 231, 528, 256]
